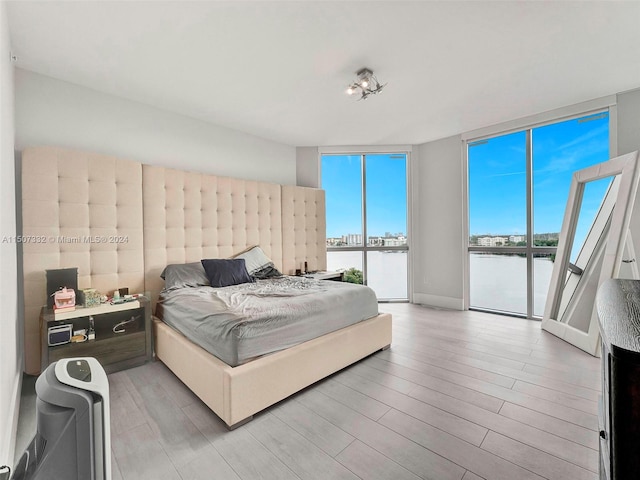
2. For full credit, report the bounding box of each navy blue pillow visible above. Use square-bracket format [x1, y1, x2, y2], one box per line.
[201, 258, 253, 288]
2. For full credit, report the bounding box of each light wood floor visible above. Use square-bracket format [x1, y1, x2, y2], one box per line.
[108, 304, 600, 480]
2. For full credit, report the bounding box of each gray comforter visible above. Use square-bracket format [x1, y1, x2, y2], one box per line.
[156, 276, 379, 366]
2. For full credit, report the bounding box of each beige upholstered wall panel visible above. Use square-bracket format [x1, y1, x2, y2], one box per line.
[21, 146, 144, 374]
[143, 165, 283, 305]
[281, 185, 327, 275]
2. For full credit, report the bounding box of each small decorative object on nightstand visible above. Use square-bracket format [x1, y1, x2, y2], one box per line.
[81, 288, 101, 308]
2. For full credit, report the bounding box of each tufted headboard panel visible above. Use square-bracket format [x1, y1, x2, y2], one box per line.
[142, 165, 283, 305]
[281, 186, 327, 275]
[21, 146, 144, 374]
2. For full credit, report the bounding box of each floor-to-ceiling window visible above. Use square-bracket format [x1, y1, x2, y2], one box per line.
[467, 111, 610, 318]
[322, 152, 409, 300]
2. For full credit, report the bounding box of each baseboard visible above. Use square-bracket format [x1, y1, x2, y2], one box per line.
[1, 371, 22, 469]
[412, 293, 464, 310]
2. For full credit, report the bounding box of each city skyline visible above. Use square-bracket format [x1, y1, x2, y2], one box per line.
[326, 231, 407, 239]
[326, 231, 407, 247]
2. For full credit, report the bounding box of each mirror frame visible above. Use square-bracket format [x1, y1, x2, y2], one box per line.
[541, 151, 640, 355]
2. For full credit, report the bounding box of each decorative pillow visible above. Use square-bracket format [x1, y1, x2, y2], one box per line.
[161, 262, 210, 289]
[233, 245, 282, 279]
[201, 258, 253, 288]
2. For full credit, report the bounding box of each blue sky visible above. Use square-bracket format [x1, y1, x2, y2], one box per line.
[321, 154, 407, 238]
[468, 112, 610, 240]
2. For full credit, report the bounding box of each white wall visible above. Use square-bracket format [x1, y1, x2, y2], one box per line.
[0, 0, 20, 467]
[617, 88, 640, 157]
[412, 136, 465, 309]
[15, 69, 296, 185]
[296, 146, 319, 188]
[617, 88, 640, 258]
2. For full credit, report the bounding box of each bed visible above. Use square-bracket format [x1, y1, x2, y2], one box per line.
[156, 264, 380, 367]
[153, 251, 392, 428]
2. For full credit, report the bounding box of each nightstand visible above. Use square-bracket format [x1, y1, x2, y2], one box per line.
[40, 297, 152, 374]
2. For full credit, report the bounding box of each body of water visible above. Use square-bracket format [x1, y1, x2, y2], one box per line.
[327, 250, 554, 314]
[327, 250, 408, 300]
[469, 253, 553, 316]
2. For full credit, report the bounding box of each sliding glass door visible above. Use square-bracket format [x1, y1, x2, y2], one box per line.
[467, 111, 610, 318]
[322, 153, 408, 300]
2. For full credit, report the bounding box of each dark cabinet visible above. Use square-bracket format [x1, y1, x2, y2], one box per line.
[40, 297, 152, 374]
[596, 279, 640, 480]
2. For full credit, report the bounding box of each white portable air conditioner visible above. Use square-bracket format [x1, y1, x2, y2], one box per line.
[11, 357, 111, 480]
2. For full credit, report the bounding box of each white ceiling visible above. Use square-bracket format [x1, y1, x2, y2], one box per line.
[6, 1, 640, 147]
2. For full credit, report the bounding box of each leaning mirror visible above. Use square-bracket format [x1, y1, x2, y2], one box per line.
[554, 176, 617, 332]
[541, 151, 640, 356]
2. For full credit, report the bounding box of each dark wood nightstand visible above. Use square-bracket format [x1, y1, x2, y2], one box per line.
[40, 297, 152, 374]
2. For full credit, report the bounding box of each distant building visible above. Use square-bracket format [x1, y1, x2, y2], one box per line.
[384, 237, 406, 246]
[477, 236, 508, 247]
[509, 235, 524, 243]
[342, 233, 362, 245]
[368, 236, 384, 247]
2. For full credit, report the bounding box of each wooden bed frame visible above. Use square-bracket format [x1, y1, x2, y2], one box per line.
[21, 148, 392, 428]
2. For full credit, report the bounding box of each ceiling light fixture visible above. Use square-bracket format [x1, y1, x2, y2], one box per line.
[346, 67, 386, 100]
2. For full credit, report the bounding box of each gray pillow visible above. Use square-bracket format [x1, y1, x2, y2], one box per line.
[161, 262, 210, 289]
[201, 258, 253, 288]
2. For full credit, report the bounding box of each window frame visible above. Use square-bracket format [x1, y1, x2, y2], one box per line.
[319, 147, 412, 302]
[463, 102, 616, 319]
